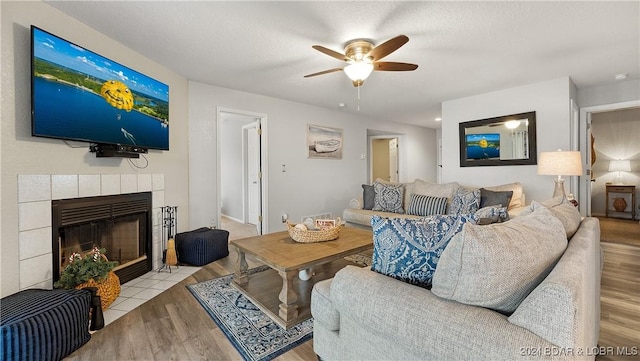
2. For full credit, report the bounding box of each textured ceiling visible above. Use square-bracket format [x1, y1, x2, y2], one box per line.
[45, 1, 640, 128]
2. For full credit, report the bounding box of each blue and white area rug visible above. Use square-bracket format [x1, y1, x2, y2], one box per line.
[187, 267, 313, 361]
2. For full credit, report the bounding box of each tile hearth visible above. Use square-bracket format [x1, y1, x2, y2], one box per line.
[101, 266, 200, 327]
[17, 173, 166, 292]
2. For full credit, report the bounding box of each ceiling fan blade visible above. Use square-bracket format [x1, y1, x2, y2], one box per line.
[312, 45, 348, 61]
[367, 35, 409, 61]
[304, 68, 344, 78]
[373, 62, 418, 71]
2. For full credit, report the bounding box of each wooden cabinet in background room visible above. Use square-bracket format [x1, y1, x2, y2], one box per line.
[605, 185, 636, 220]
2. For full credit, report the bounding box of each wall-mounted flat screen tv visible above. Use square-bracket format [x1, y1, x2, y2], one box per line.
[465, 133, 500, 160]
[31, 26, 169, 150]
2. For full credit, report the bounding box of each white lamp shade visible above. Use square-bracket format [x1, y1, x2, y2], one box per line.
[537, 150, 583, 176]
[608, 160, 631, 172]
[344, 62, 374, 81]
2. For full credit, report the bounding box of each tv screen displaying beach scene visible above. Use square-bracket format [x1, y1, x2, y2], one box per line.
[465, 133, 500, 160]
[31, 26, 169, 150]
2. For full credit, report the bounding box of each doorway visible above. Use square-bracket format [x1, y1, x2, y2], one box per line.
[370, 137, 399, 183]
[578, 100, 640, 217]
[217, 108, 268, 236]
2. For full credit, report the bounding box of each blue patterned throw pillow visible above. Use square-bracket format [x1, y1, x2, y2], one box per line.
[373, 182, 405, 214]
[407, 194, 447, 216]
[449, 188, 481, 214]
[370, 214, 478, 288]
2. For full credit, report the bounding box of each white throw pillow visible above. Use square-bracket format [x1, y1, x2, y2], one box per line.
[411, 179, 461, 205]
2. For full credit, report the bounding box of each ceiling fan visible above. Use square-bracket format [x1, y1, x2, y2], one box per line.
[304, 35, 418, 87]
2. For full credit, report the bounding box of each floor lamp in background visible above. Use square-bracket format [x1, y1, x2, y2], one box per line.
[537, 150, 583, 199]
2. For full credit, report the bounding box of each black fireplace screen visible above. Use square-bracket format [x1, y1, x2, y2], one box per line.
[52, 192, 152, 284]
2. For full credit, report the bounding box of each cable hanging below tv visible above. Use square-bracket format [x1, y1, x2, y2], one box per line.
[89, 143, 148, 158]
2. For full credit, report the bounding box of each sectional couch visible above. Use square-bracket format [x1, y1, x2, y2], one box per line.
[312, 196, 602, 360]
[342, 179, 526, 228]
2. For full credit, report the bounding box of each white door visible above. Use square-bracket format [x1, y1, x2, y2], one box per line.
[437, 137, 443, 183]
[245, 120, 262, 233]
[584, 112, 593, 216]
[389, 138, 399, 182]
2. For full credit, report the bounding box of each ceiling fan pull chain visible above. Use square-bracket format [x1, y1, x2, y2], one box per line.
[357, 86, 361, 111]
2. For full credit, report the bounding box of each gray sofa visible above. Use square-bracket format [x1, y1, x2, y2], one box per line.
[343, 180, 526, 228]
[312, 205, 602, 360]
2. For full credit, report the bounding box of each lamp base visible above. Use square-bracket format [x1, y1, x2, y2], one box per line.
[552, 178, 566, 199]
[614, 173, 625, 185]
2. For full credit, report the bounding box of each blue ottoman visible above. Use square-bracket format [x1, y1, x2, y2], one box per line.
[175, 227, 229, 266]
[1, 288, 91, 361]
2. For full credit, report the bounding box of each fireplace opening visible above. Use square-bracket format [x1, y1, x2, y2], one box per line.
[52, 192, 152, 285]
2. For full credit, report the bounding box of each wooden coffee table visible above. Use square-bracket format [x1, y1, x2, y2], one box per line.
[230, 226, 373, 329]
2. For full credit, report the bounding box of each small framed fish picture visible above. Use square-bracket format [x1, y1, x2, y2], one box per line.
[307, 124, 343, 159]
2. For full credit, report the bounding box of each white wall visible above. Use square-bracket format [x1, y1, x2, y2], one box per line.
[188, 81, 438, 233]
[1, 2, 190, 297]
[578, 78, 640, 108]
[441, 77, 576, 204]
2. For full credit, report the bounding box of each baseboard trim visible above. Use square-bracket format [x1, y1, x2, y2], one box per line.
[221, 214, 245, 224]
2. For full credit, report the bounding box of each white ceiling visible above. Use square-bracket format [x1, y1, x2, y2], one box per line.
[46, 1, 640, 129]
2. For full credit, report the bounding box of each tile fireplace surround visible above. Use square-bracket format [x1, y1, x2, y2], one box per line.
[17, 174, 166, 291]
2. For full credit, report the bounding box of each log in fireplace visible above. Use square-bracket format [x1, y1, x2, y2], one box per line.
[52, 192, 152, 285]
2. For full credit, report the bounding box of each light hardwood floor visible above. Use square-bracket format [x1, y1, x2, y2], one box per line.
[598, 241, 640, 361]
[66, 218, 639, 360]
[66, 242, 317, 361]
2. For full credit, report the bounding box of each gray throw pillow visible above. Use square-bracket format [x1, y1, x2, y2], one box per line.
[432, 205, 567, 314]
[480, 188, 513, 208]
[362, 184, 375, 210]
[373, 181, 405, 214]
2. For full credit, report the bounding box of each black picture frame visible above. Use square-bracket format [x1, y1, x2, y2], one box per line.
[459, 111, 537, 167]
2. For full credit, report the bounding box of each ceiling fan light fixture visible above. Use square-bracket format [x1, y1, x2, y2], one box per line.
[344, 62, 374, 83]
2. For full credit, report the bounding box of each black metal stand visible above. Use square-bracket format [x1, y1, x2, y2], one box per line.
[158, 206, 178, 273]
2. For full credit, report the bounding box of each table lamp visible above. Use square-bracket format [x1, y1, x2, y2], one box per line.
[537, 150, 583, 199]
[608, 159, 631, 184]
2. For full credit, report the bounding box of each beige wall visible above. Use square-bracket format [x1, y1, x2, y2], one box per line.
[1, 1, 190, 297]
[372, 139, 391, 182]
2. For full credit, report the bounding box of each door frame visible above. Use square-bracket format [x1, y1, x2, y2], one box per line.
[242, 121, 261, 228]
[577, 100, 640, 216]
[216, 107, 269, 235]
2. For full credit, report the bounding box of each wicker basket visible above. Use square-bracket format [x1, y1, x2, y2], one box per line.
[287, 218, 342, 243]
[75, 254, 121, 310]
